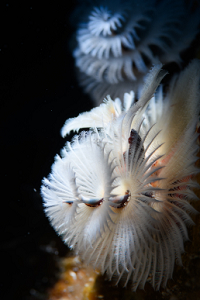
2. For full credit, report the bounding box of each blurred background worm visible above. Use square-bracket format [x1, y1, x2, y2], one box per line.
[71, 0, 200, 104]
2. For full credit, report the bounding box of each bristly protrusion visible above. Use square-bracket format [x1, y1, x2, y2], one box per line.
[41, 60, 200, 291]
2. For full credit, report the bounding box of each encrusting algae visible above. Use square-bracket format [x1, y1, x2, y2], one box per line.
[47, 256, 100, 300]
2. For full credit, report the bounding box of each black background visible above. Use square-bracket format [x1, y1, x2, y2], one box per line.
[0, 2, 92, 300]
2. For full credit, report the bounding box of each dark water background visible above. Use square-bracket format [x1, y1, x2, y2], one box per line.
[0, 2, 92, 299]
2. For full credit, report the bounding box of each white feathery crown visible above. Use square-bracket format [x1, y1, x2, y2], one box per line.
[41, 60, 200, 290]
[72, 0, 200, 104]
